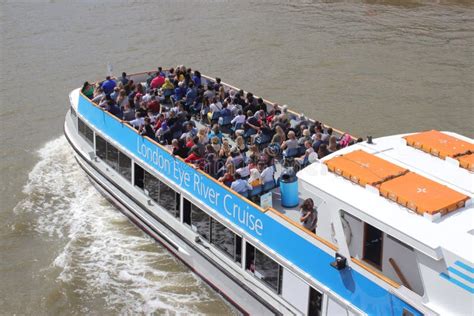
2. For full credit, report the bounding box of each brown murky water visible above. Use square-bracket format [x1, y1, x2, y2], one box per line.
[1, 0, 472, 314]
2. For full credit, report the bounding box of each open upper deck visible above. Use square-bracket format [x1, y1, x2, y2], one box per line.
[298, 131, 474, 261]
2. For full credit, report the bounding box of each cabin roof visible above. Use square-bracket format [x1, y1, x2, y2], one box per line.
[298, 131, 474, 261]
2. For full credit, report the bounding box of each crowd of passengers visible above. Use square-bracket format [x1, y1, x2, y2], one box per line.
[82, 66, 361, 198]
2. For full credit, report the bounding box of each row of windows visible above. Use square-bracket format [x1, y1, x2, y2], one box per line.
[77, 117, 301, 299]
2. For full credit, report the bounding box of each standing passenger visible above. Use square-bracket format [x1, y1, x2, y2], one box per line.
[300, 198, 318, 233]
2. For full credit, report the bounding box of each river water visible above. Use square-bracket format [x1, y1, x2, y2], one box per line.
[0, 0, 472, 314]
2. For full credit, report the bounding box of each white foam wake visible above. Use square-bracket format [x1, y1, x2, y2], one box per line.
[14, 136, 234, 315]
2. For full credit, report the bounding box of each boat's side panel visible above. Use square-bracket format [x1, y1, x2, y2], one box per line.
[75, 92, 424, 316]
[65, 115, 283, 316]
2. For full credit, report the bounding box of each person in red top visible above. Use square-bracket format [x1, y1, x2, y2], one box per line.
[185, 135, 195, 148]
[150, 75, 165, 89]
[153, 114, 165, 131]
[184, 147, 201, 163]
[147, 96, 160, 113]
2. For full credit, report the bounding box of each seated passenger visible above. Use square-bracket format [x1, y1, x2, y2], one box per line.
[317, 144, 330, 159]
[148, 96, 161, 114]
[81, 81, 94, 99]
[296, 140, 315, 167]
[300, 198, 318, 233]
[208, 97, 223, 121]
[328, 135, 339, 153]
[218, 139, 231, 158]
[139, 117, 155, 139]
[254, 121, 273, 146]
[229, 147, 244, 167]
[203, 84, 215, 102]
[92, 86, 105, 103]
[150, 74, 165, 90]
[298, 129, 312, 145]
[184, 82, 197, 109]
[192, 70, 202, 87]
[172, 81, 187, 102]
[231, 110, 246, 129]
[281, 131, 299, 152]
[171, 139, 188, 158]
[230, 173, 252, 195]
[211, 136, 221, 152]
[105, 99, 122, 119]
[197, 127, 209, 144]
[122, 103, 135, 121]
[180, 122, 198, 141]
[312, 132, 323, 152]
[244, 110, 262, 138]
[339, 133, 352, 148]
[235, 136, 247, 153]
[184, 146, 202, 163]
[218, 162, 235, 184]
[248, 168, 262, 188]
[260, 163, 275, 184]
[271, 125, 286, 145]
[208, 124, 223, 143]
[220, 101, 232, 118]
[161, 78, 175, 98]
[116, 89, 129, 109]
[119, 72, 129, 86]
[322, 127, 333, 143]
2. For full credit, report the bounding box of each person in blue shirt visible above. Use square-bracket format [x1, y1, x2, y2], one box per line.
[192, 70, 202, 87]
[207, 124, 223, 143]
[101, 76, 116, 95]
[119, 72, 129, 85]
[230, 173, 252, 195]
[105, 100, 122, 119]
[173, 81, 187, 102]
[184, 82, 197, 109]
[220, 101, 232, 118]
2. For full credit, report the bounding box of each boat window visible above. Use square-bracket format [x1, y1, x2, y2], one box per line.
[159, 181, 179, 218]
[143, 170, 161, 203]
[246, 242, 282, 293]
[78, 118, 93, 145]
[70, 106, 77, 119]
[308, 287, 323, 316]
[118, 152, 131, 182]
[191, 204, 211, 242]
[134, 163, 144, 189]
[211, 219, 242, 263]
[106, 142, 119, 171]
[95, 134, 106, 160]
[363, 223, 384, 269]
[183, 198, 191, 225]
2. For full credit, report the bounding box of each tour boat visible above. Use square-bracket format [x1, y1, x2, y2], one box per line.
[64, 70, 473, 315]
